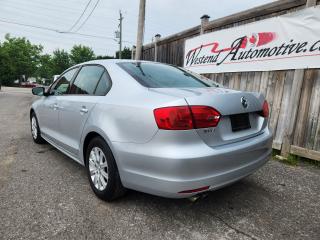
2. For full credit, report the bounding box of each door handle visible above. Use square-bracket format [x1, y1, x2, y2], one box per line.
[80, 106, 88, 114]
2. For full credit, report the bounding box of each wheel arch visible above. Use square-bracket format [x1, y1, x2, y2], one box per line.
[83, 132, 102, 166]
[81, 129, 118, 168]
[30, 108, 35, 118]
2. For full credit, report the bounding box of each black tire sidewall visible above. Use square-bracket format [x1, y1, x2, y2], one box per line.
[85, 137, 121, 201]
[30, 113, 44, 144]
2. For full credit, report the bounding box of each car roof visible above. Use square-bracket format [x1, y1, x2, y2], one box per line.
[75, 59, 156, 68]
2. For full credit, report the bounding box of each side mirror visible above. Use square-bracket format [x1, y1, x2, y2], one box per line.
[32, 87, 47, 96]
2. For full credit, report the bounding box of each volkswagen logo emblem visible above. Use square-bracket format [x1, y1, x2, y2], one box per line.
[241, 97, 248, 108]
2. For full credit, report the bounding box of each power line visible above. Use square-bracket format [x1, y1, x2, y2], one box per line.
[0, 18, 60, 32]
[67, 0, 93, 32]
[73, 0, 101, 33]
[0, 18, 135, 44]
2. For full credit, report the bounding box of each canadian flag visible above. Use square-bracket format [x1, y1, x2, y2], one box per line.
[247, 32, 277, 47]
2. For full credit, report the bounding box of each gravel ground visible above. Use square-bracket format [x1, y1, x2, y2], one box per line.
[0, 87, 319, 240]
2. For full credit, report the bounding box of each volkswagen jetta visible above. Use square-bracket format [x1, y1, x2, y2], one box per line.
[30, 60, 272, 201]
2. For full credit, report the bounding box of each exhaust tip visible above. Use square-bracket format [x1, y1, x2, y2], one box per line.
[178, 186, 210, 194]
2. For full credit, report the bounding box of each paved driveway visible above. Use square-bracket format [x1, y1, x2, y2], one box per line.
[0, 87, 319, 240]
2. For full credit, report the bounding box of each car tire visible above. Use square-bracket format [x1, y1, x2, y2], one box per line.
[30, 112, 46, 144]
[86, 137, 126, 201]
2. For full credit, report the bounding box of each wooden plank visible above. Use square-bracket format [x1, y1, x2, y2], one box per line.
[259, 71, 269, 97]
[281, 69, 305, 157]
[307, 70, 320, 150]
[272, 141, 282, 150]
[293, 69, 316, 147]
[265, 71, 276, 121]
[246, 72, 255, 92]
[228, 73, 236, 89]
[240, 72, 248, 91]
[216, 73, 225, 86]
[290, 145, 320, 162]
[253, 72, 262, 92]
[223, 73, 231, 88]
[313, 110, 320, 151]
[275, 70, 294, 145]
[233, 73, 241, 90]
[269, 71, 286, 135]
[306, 0, 317, 7]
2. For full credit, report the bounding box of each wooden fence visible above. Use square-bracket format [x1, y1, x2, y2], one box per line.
[141, 0, 320, 161]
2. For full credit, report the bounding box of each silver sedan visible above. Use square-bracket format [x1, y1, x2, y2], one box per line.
[30, 60, 272, 201]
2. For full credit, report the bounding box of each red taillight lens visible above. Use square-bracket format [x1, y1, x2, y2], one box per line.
[154, 106, 193, 130]
[154, 106, 221, 130]
[260, 100, 269, 118]
[191, 106, 220, 128]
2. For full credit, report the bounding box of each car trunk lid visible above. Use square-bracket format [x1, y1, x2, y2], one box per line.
[150, 87, 267, 147]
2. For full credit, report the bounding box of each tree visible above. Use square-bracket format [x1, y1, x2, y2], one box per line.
[0, 34, 42, 86]
[116, 47, 132, 59]
[95, 55, 114, 60]
[51, 49, 71, 75]
[36, 54, 53, 80]
[70, 45, 95, 64]
[0, 41, 13, 86]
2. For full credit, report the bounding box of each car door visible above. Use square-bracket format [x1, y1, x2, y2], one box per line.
[56, 65, 110, 159]
[38, 67, 78, 144]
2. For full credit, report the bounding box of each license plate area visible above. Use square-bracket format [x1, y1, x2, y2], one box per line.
[230, 113, 251, 132]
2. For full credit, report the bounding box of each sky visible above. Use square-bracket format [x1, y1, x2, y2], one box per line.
[0, 0, 275, 56]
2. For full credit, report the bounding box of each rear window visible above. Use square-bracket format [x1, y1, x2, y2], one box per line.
[117, 62, 210, 88]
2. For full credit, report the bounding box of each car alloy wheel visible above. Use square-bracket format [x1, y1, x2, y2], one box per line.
[86, 137, 126, 201]
[31, 116, 38, 139]
[88, 147, 109, 191]
[30, 112, 45, 144]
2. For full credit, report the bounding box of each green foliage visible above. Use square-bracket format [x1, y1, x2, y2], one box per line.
[37, 54, 53, 80]
[0, 34, 43, 86]
[0, 34, 117, 86]
[285, 154, 299, 166]
[95, 55, 114, 60]
[116, 47, 132, 59]
[51, 49, 71, 75]
[70, 45, 95, 65]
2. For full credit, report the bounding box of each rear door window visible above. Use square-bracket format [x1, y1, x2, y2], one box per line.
[94, 71, 112, 96]
[70, 65, 104, 95]
[51, 67, 78, 95]
[117, 62, 210, 88]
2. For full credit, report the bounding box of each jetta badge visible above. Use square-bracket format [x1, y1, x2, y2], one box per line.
[241, 97, 248, 108]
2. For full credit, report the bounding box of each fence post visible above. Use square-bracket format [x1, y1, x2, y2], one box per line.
[200, 15, 210, 35]
[306, 0, 316, 7]
[154, 34, 161, 62]
[131, 45, 136, 60]
[280, 0, 317, 157]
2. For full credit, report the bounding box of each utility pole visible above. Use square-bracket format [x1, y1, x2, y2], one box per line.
[135, 0, 146, 60]
[119, 10, 123, 59]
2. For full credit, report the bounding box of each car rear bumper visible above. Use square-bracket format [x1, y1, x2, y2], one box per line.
[112, 128, 273, 198]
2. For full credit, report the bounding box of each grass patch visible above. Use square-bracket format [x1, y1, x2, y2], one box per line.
[272, 149, 280, 158]
[273, 152, 320, 168]
[300, 157, 320, 168]
[284, 154, 299, 166]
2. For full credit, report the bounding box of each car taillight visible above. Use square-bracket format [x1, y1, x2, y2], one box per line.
[154, 106, 221, 130]
[259, 100, 269, 118]
[191, 106, 220, 128]
[153, 106, 193, 130]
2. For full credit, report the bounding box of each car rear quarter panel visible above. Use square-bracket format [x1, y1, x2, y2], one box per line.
[80, 63, 189, 164]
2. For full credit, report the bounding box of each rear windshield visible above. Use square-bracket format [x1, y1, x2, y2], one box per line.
[117, 62, 211, 88]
